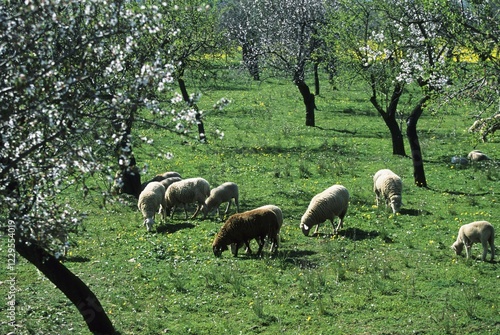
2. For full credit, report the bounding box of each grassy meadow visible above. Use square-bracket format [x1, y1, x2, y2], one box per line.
[2, 69, 499, 335]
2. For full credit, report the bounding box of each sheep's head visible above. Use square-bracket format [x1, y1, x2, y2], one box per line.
[300, 222, 311, 236]
[144, 218, 154, 232]
[213, 244, 228, 257]
[451, 241, 463, 255]
[390, 195, 402, 213]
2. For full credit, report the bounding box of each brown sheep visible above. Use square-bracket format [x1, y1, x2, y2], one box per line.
[212, 208, 279, 258]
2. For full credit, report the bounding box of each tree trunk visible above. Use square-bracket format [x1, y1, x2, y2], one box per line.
[369, 77, 406, 156]
[382, 113, 406, 156]
[178, 78, 207, 143]
[296, 81, 316, 127]
[16, 239, 116, 335]
[406, 96, 429, 187]
[241, 42, 260, 81]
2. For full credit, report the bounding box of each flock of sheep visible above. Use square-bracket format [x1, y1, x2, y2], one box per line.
[131, 149, 495, 262]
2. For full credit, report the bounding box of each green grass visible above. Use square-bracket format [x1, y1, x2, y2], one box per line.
[2, 72, 499, 335]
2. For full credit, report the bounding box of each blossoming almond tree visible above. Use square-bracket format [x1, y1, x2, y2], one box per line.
[0, 1, 207, 333]
[220, 0, 329, 127]
[325, 0, 459, 187]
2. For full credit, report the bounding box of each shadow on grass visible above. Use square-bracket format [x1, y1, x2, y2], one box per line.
[308, 227, 380, 241]
[275, 249, 318, 269]
[427, 186, 490, 197]
[156, 222, 196, 234]
[399, 208, 433, 216]
[339, 227, 380, 240]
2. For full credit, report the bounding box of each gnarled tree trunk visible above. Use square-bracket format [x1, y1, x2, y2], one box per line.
[406, 96, 429, 187]
[369, 77, 406, 156]
[178, 77, 207, 143]
[296, 80, 316, 127]
[16, 239, 115, 335]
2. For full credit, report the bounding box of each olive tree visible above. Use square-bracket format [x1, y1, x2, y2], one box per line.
[0, 1, 203, 333]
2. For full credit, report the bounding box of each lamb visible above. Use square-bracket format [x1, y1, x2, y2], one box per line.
[451, 221, 495, 262]
[202, 182, 240, 219]
[300, 185, 349, 236]
[163, 177, 210, 220]
[137, 181, 166, 231]
[467, 150, 490, 162]
[212, 207, 280, 257]
[373, 169, 403, 214]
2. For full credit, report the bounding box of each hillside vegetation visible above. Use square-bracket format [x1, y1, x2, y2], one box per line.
[3, 73, 499, 335]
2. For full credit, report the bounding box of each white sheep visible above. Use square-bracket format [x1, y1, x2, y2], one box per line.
[159, 176, 182, 189]
[158, 176, 182, 220]
[202, 182, 240, 219]
[300, 185, 349, 236]
[163, 177, 210, 220]
[451, 221, 495, 262]
[373, 169, 403, 214]
[467, 150, 490, 162]
[137, 181, 166, 231]
[141, 171, 182, 190]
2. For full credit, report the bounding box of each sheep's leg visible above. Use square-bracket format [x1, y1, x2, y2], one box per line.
[481, 239, 490, 261]
[191, 203, 202, 219]
[489, 236, 495, 261]
[223, 201, 231, 215]
[334, 218, 344, 235]
[170, 205, 177, 220]
[235, 198, 239, 213]
[269, 234, 278, 254]
[256, 237, 265, 257]
[244, 241, 252, 255]
[231, 243, 239, 257]
[313, 223, 321, 235]
[465, 244, 471, 259]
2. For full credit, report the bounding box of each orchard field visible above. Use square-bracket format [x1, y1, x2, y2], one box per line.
[2, 71, 499, 334]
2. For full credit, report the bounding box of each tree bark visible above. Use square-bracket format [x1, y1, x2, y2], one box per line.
[313, 62, 320, 96]
[178, 78, 207, 143]
[369, 77, 406, 156]
[241, 42, 260, 80]
[406, 96, 429, 187]
[296, 80, 316, 127]
[16, 239, 116, 335]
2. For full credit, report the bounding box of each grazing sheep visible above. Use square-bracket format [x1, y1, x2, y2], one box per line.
[300, 185, 349, 236]
[467, 150, 490, 162]
[137, 181, 166, 231]
[213, 208, 280, 257]
[159, 176, 182, 189]
[232, 204, 284, 255]
[451, 221, 495, 262]
[163, 177, 210, 220]
[202, 182, 240, 219]
[158, 176, 182, 220]
[373, 169, 403, 214]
